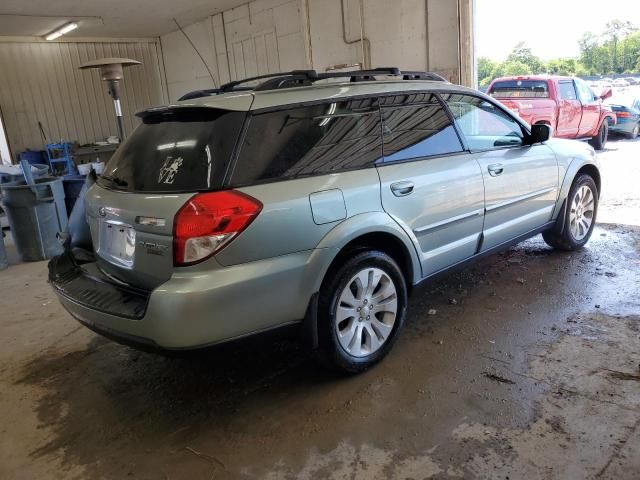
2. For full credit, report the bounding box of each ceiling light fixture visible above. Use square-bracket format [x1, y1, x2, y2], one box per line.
[45, 22, 78, 41]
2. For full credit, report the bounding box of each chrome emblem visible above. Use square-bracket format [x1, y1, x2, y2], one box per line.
[98, 207, 107, 217]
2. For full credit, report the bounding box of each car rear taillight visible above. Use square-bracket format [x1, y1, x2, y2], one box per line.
[616, 111, 631, 118]
[173, 190, 262, 266]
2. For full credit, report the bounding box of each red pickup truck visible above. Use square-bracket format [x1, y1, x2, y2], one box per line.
[486, 75, 616, 150]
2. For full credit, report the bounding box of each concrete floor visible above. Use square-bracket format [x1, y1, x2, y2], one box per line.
[1, 137, 639, 479]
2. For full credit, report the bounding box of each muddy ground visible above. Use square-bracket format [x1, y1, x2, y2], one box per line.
[1, 137, 639, 479]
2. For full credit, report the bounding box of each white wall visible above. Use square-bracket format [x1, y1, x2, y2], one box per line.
[161, 0, 308, 102]
[160, 0, 475, 102]
[307, 0, 429, 74]
[160, 15, 230, 102]
[0, 40, 165, 156]
[224, 0, 308, 79]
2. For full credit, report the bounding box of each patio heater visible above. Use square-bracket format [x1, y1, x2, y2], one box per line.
[79, 58, 141, 141]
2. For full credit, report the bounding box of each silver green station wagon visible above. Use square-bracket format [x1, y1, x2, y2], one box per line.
[50, 68, 600, 373]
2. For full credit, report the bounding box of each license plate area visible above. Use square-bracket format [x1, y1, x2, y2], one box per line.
[98, 220, 136, 269]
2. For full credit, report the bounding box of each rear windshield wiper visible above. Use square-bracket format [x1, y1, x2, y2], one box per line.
[100, 175, 129, 188]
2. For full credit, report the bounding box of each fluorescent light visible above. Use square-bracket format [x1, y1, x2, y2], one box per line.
[45, 22, 78, 41]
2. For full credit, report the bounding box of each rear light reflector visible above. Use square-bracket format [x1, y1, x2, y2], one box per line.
[173, 190, 262, 266]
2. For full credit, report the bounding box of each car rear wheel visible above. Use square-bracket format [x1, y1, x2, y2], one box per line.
[626, 123, 639, 140]
[316, 250, 407, 374]
[588, 122, 608, 151]
[543, 174, 598, 251]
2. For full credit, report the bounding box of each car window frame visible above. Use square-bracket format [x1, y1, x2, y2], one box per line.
[377, 91, 467, 165]
[224, 95, 385, 188]
[440, 91, 532, 154]
[574, 78, 596, 104]
[558, 80, 579, 101]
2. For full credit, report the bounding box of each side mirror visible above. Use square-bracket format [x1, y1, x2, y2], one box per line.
[528, 124, 552, 144]
[600, 88, 613, 100]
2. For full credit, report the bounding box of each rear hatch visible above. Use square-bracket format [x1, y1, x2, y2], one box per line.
[86, 105, 248, 290]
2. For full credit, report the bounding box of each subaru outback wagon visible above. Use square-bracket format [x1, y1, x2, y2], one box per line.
[49, 68, 601, 373]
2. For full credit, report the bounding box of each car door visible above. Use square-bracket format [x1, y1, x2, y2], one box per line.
[555, 80, 582, 138]
[376, 92, 485, 278]
[575, 78, 601, 137]
[442, 93, 559, 252]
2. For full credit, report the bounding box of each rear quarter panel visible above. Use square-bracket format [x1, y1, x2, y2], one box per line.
[213, 168, 383, 266]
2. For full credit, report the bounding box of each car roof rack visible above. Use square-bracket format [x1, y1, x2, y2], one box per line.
[178, 67, 448, 101]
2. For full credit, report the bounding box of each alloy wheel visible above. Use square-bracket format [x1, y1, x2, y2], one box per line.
[569, 185, 595, 241]
[335, 267, 398, 357]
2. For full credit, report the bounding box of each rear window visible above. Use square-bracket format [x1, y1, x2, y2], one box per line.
[99, 108, 245, 193]
[488, 80, 549, 98]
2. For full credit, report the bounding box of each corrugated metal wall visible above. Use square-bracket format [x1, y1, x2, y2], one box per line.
[0, 41, 166, 159]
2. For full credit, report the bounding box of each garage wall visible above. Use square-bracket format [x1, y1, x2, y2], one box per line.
[160, 0, 474, 102]
[308, 0, 471, 83]
[161, 0, 307, 102]
[307, 0, 428, 74]
[160, 16, 230, 103]
[0, 41, 165, 158]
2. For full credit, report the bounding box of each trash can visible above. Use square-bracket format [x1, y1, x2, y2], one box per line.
[0, 176, 67, 262]
[62, 174, 87, 216]
[0, 229, 8, 270]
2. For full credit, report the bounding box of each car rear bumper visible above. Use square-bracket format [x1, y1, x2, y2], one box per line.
[50, 248, 334, 349]
[608, 120, 638, 134]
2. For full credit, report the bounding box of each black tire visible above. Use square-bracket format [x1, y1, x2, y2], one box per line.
[625, 123, 639, 140]
[543, 174, 599, 251]
[315, 250, 408, 374]
[589, 122, 608, 150]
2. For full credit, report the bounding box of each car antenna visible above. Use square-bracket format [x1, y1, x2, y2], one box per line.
[172, 18, 218, 88]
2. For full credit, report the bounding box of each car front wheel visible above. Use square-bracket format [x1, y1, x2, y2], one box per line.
[543, 174, 598, 251]
[316, 250, 407, 374]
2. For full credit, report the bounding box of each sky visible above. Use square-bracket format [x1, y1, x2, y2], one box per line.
[476, 0, 640, 61]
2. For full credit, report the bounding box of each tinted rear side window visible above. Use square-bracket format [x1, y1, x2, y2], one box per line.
[488, 80, 549, 98]
[230, 98, 382, 186]
[380, 93, 463, 161]
[99, 108, 245, 193]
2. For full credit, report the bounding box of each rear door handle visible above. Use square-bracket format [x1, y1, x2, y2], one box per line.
[390, 181, 414, 197]
[488, 164, 504, 177]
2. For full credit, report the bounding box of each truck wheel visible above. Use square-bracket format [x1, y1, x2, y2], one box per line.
[316, 250, 407, 374]
[626, 123, 639, 140]
[543, 174, 598, 251]
[588, 122, 608, 150]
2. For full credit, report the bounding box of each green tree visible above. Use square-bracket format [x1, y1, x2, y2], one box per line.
[545, 58, 580, 76]
[506, 42, 544, 73]
[501, 60, 532, 76]
[578, 32, 599, 72]
[604, 20, 636, 73]
[477, 56, 497, 87]
[620, 32, 640, 73]
[477, 25, 640, 88]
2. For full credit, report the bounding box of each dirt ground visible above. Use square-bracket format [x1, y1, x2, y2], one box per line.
[1, 136, 639, 480]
